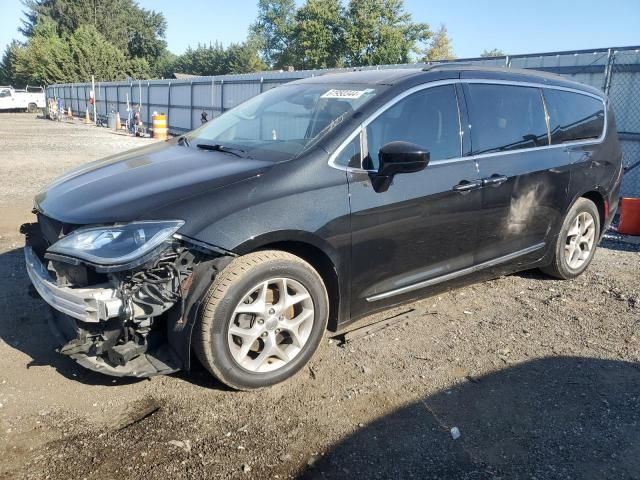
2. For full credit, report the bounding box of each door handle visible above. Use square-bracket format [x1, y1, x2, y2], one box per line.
[452, 179, 482, 192]
[482, 174, 508, 187]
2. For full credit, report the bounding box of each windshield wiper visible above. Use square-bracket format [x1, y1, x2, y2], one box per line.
[177, 136, 190, 147]
[196, 143, 247, 158]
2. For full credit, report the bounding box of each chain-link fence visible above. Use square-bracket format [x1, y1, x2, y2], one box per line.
[46, 45, 640, 197]
[605, 49, 640, 197]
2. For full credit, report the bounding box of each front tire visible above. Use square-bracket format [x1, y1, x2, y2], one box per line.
[194, 250, 329, 390]
[541, 198, 600, 279]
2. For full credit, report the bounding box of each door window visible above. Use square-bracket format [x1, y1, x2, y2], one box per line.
[466, 84, 548, 155]
[0, 89, 11, 98]
[364, 85, 461, 170]
[543, 89, 605, 144]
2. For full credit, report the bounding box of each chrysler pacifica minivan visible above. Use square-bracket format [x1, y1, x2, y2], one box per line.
[23, 66, 622, 389]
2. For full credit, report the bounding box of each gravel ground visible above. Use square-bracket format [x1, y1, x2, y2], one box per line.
[0, 113, 639, 479]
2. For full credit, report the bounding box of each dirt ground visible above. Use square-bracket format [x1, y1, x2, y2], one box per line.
[0, 113, 639, 479]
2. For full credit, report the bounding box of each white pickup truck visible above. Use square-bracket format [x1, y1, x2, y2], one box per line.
[0, 86, 45, 112]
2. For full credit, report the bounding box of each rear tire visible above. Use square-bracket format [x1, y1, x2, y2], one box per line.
[194, 250, 329, 390]
[27, 103, 37, 113]
[541, 198, 600, 279]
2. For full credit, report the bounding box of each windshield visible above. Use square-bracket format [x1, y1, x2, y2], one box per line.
[186, 83, 385, 161]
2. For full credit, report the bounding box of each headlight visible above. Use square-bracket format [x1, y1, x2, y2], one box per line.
[47, 220, 184, 266]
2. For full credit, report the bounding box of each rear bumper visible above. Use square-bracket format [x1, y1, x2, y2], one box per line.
[24, 246, 123, 323]
[602, 200, 618, 236]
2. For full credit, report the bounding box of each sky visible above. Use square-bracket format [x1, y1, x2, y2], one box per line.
[1, 0, 639, 59]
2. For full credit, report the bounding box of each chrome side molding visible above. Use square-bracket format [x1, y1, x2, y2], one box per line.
[366, 242, 545, 302]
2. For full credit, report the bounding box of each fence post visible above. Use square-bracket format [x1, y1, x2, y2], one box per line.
[259, 76, 264, 94]
[189, 81, 194, 130]
[602, 48, 615, 94]
[146, 82, 151, 127]
[166, 81, 171, 133]
[220, 79, 225, 114]
[211, 77, 216, 118]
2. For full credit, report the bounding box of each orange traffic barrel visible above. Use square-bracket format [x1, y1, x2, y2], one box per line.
[618, 197, 640, 235]
[152, 114, 168, 140]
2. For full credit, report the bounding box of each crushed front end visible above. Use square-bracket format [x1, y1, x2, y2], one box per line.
[21, 213, 229, 377]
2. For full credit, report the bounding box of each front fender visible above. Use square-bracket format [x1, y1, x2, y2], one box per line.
[164, 157, 352, 369]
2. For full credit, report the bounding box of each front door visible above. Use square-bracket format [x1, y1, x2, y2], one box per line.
[0, 88, 12, 109]
[347, 84, 482, 318]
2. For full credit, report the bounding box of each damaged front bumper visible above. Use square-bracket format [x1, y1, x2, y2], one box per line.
[25, 244, 182, 377]
[25, 246, 123, 323]
[22, 215, 232, 378]
[47, 309, 181, 377]
[21, 218, 208, 378]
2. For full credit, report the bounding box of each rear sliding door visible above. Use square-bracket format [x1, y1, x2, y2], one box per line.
[462, 82, 571, 265]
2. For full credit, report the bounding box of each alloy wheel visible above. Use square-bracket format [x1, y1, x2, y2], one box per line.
[227, 277, 315, 373]
[564, 211, 596, 269]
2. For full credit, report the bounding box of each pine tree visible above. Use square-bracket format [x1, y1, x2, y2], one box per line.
[423, 24, 455, 62]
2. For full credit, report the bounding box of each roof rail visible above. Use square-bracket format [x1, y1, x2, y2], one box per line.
[421, 62, 476, 72]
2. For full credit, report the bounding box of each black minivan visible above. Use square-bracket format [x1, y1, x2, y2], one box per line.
[23, 65, 622, 389]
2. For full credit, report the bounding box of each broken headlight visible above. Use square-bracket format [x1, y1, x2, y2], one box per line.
[47, 220, 184, 267]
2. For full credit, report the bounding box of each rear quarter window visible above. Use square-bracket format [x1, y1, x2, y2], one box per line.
[543, 89, 605, 144]
[465, 84, 548, 155]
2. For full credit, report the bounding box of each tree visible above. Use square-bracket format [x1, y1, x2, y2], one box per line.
[289, 0, 346, 69]
[171, 41, 265, 76]
[64, 24, 130, 81]
[172, 43, 229, 76]
[423, 24, 454, 61]
[11, 18, 72, 85]
[11, 20, 143, 84]
[123, 56, 151, 80]
[20, 0, 169, 75]
[154, 50, 179, 79]
[0, 40, 24, 85]
[125, 7, 169, 73]
[250, 0, 297, 68]
[344, 0, 431, 67]
[226, 42, 267, 74]
[481, 48, 506, 57]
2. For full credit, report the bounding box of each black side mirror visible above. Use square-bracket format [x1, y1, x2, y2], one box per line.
[373, 141, 430, 192]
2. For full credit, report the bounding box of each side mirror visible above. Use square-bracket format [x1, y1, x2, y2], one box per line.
[373, 141, 430, 192]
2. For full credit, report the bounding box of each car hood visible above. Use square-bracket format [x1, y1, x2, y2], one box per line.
[35, 140, 272, 225]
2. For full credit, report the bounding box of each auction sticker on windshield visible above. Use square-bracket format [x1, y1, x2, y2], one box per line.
[321, 89, 371, 99]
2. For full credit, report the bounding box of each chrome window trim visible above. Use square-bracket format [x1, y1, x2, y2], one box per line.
[465, 80, 608, 158]
[327, 78, 607, 173]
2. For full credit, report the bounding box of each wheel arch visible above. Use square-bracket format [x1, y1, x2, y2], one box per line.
[564, 186, 609, 234]
[541, 188, 604, 279]
[576, 189, 607, 234]
[235, 233, 343, 333]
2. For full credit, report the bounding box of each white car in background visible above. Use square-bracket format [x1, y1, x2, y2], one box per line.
[0, 86, 45, 112]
